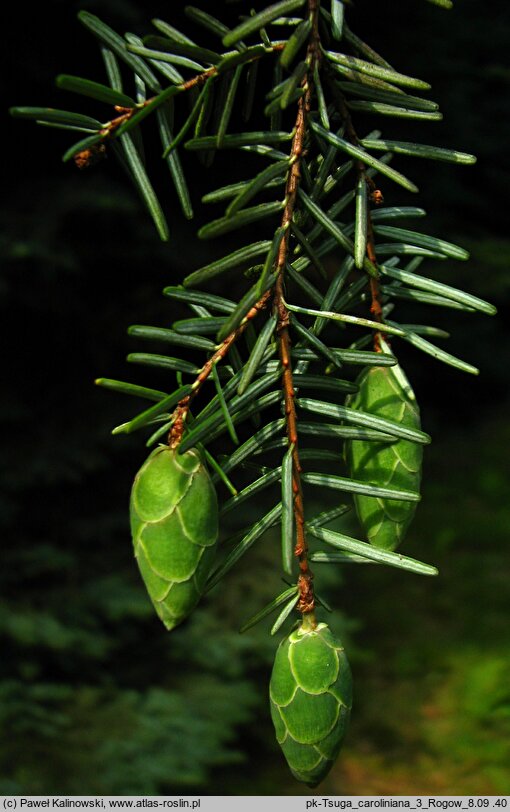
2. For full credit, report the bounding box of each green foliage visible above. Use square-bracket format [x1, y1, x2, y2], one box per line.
[9, 0, 498, 790]
[0, 679, 258, 794]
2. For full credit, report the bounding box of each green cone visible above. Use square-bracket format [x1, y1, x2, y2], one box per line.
[269, 622, 352, 786]
[130, 445, 218, 630]
[345, 360, 422, 550]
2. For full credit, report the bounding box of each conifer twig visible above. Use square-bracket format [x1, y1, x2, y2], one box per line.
[168, 292, 271, 449]
[273, 0, 321, 621]
[74, 45, 285, 160]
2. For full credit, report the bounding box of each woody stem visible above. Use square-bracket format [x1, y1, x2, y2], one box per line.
[96, 45, 285, 141]
[169, 292, 271, 449]
[273, 0, 321, 622]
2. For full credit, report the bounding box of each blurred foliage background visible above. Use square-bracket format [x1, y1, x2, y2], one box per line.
[2, 0, 510, 796]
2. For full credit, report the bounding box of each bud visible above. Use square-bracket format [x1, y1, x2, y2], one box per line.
[345, 362, 422, 550]
[269, 622, 352, 787]
[130, 446, 218, 630]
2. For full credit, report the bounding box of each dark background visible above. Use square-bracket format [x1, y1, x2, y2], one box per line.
[2, 0, 510, 795]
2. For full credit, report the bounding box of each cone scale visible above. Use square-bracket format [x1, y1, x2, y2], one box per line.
[345, 362, 423, 551]
[269, 622, 352, 786]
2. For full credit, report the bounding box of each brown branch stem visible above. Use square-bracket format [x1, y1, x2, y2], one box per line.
[168, 291, 271, 449]
[273, 0, 321, 622]
[81, 44, 285, 149]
